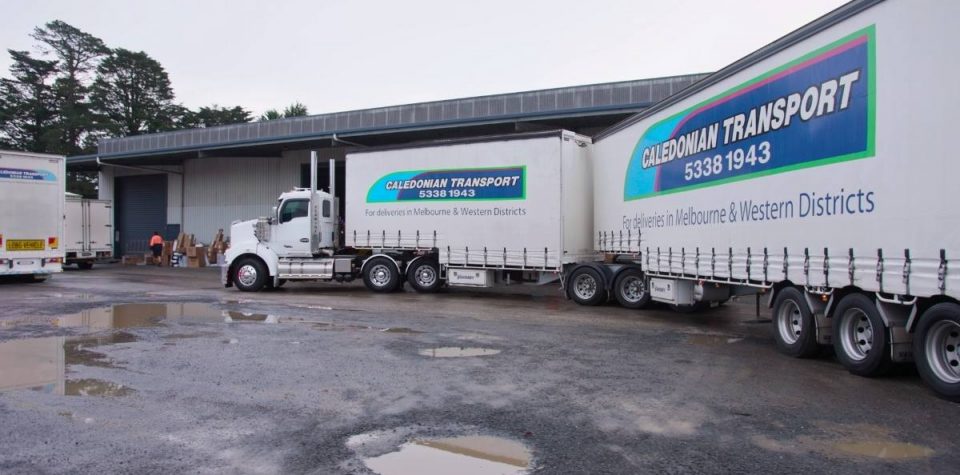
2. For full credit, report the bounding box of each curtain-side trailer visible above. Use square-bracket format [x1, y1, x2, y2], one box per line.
[568, 0, 960, 399]
[223, 131, 596, 294]
[0, 150, 65, 280]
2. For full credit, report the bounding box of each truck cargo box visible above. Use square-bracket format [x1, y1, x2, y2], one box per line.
[592, 0, 959, 300]
[65, 195, 113, 267]
[0, 150, 65, 278]
[346, 131, 595, 270]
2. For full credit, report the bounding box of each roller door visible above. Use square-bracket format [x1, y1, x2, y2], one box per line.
[115, 174, 166, 255]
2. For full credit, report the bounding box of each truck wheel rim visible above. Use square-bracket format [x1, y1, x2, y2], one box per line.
[777, 299, 802, 345]
[415, 264, 436, 287]
[237, 265, 258, 287]
[573, 274, 597, 300]
[370, 264, 392, 287]
[839, 308, 873, 361]
[620, 276, 645, 303]
[925, 320, 960, 384]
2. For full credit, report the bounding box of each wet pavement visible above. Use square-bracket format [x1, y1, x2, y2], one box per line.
[0, 264, 958, 473]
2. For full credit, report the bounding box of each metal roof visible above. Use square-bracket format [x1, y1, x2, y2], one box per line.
[85, 74, 707, 162]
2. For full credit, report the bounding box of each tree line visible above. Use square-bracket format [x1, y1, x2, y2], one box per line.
[0, 20, 309, 195]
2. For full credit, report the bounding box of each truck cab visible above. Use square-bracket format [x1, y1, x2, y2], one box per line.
[271, 189, 336, 257]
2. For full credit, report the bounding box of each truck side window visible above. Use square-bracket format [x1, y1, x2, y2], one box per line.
[322, 200, 331, 218]
[279, 199, 309, 223]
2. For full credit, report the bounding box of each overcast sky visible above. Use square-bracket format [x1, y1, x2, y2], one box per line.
[3, 0, 847, 116]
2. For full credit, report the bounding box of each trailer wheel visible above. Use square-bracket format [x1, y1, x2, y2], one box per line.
[833, 293, 890, 376]
[407, 259, 441, 293]
[233, 257, 267, 292]
[772, 287, 819, 358]
[913, 303, 960, 401]
[613, 269, 650, 309]
[568, 267, 606, 306]
[77, 261, 93, 270]
[363, 257, 400, 293]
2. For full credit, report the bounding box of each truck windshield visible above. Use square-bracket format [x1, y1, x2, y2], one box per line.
[279, 199, 309, 223]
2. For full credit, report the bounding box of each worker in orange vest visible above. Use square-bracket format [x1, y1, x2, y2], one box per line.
[149, 232, 163, 265]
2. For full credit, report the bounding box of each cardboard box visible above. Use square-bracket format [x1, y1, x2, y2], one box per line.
[186, 255, 206, 268]
[122, 255, 144, 265]
[160, 254, 171, 267]
[186, 246, 198, 257]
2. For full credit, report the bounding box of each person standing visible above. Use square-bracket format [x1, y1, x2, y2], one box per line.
[149, 232, 163, 265]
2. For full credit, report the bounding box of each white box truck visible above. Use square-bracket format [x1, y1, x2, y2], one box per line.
[64, 193, 113, 269]
[0, 150, 65, 280]
[568, 0, 960, 399]
[223, 130, 595, 293]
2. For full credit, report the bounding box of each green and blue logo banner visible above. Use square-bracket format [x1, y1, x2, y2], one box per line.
[367, 166, 526, 203]
[0, 167, 57, 182]
[624, 26, 876, 201]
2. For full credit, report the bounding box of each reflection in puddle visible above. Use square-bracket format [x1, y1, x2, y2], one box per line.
[382, 328, 422, 334]
[53, 302, 226, 329]
[0, 334, 137, 396]
[224, 311, 276, 323]
[418, 347, 501, 358]
[834, 441, 934, 460]
[364, 435, 530, 475]
[64, 378, 135, 397]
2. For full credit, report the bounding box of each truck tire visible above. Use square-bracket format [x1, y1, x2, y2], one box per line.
[233, 257, 267, 292]
[832, 293, 891, 376]
[77, 261, 94, 270]
[613, 269, 650, 309]
[567, 267, 606, 306]
[772, 287, 819, 358]
[407, 259, 441, 293]
[29, 274, 49, 283]
[913, 303, 960, 401]
[363, 257, 400, 293]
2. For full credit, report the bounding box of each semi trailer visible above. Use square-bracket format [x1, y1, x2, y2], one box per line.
[223, 131, 596, 294]
[567, 0, 960, 399]
[0, 150, 65, 280]
[65, 193, 113, 269]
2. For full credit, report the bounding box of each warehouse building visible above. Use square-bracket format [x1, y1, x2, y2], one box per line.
[67, 74, 706, 255]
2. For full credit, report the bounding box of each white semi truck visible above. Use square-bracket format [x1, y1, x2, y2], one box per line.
[65, 193, 113, 269]
[566, 0, 960, 400]
[223, 131, 595, 294]
[0, 150, 65, 280]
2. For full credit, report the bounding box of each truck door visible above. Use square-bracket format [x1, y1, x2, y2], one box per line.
[275, 198, 311, 257]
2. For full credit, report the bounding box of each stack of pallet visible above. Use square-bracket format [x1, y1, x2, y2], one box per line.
[207, 229, 227, 263]
[174, 232, 195, 254]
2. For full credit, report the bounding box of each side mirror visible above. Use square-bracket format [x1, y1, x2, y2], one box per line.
[271, 206, 278, 224]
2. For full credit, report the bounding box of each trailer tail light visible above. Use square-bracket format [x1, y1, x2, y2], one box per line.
[48, 237, 58, 249]
[47, 257, 62, 264]
[0, 234, 3, 247]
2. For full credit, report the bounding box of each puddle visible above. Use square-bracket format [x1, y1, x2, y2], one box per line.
[64, 378, 135, 397]
[833, 441, 934, 460]
[224, 311, 276, 323]
[686, 334, 743, 346]
[418, 347, 501, 358]
[382, 328, 422, 334]
[364, 435, 530, 475]
[53, 302, 226, 329]
[0, 334, 137, 396]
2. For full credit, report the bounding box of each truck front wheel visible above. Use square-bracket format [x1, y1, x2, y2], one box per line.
[772, 287, 819, 358]
[407, 259, 441, 293]
[363, 257, 400, 293]
[613, 269, 650, 309]
[913, 303, 960, 401]
[567, 267, 606, 306]
[233, 257, 267, 292]
[832, 293, 891, 376]
[77, 261, 94, 270]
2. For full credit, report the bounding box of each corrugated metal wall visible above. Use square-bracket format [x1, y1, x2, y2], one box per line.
[182, 156, 302, 243]
[98, 75, 709, 157]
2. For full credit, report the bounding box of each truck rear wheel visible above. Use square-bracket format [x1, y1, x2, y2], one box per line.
[407, 259, 441, 293]
[832, 293, 891, 376]
[772, 287, 819, 358]
[77, 261, 93, 270]
[233, 257, 267, 292]
[363, 257, 400, 293]
[613, 269, 650, 309]
[568, 267, 606, 306]
[913, 303, 960, 401]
